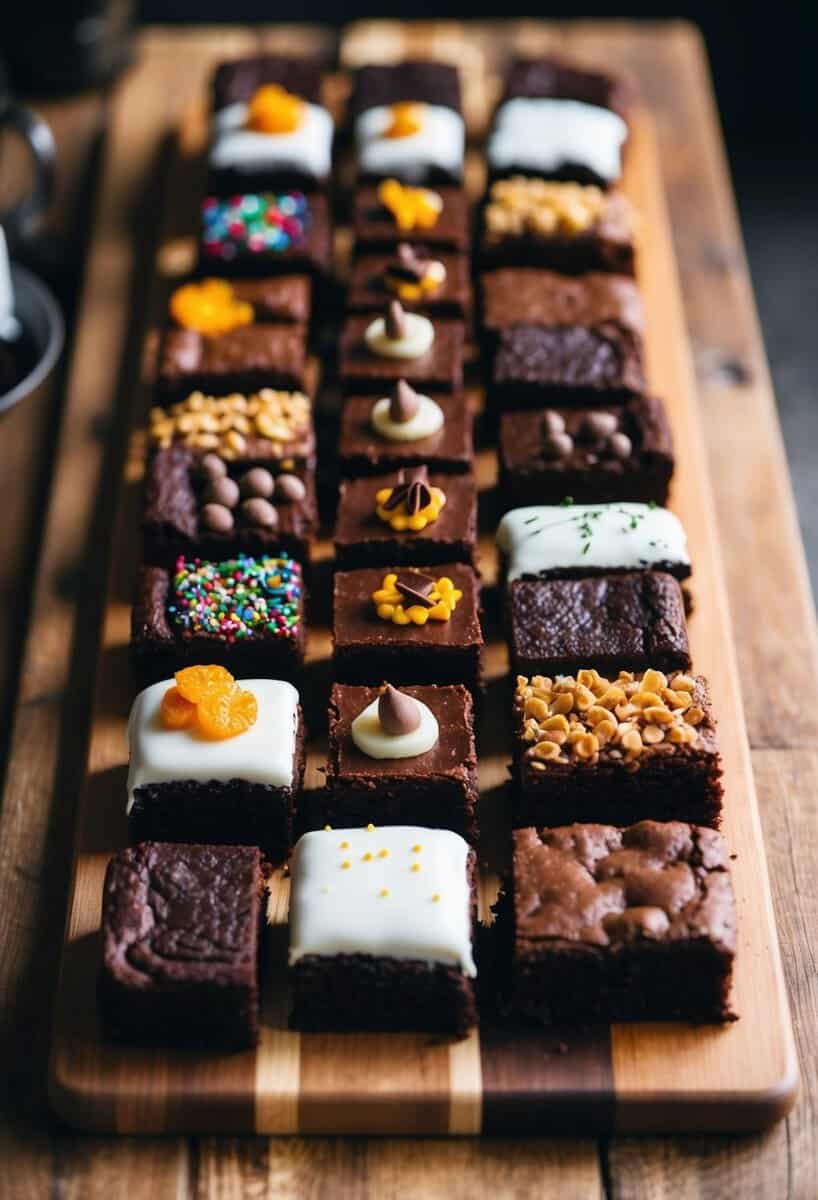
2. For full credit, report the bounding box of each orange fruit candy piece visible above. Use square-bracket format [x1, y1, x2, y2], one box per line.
[160, 686, 196, 730]
[196, 684, 258, 741]
[174, 664, 234, 705]
[246, 84, 303, 134]
[384, 102, 424, 139]
[170, 278, 253, 337]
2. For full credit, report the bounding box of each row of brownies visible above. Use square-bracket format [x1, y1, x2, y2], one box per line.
[101, 54, 736, 1052]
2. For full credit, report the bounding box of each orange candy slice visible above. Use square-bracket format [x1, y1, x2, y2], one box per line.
[196, 685, 259, 741]
[160, 686, 196, 730]
[246, 84, 303, 134]
[174, 664, 234, 705]
[170, 279, 253, 337]
[384, 102, 424, 139]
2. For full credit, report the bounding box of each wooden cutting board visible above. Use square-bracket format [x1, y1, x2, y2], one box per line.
[48, 32, 797, 1135]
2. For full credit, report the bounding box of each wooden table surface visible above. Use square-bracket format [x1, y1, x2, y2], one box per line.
[0, 22, 815, 1198]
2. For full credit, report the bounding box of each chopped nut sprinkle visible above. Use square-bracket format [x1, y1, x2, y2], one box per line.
[149, 388, 311, 458]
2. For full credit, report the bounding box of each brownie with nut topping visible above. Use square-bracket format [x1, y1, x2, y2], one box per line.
[509, 572, 691, 677]
[156, 323, 307, 399]
[512, 669, 723, 828]
[498, 395, 673, 507]
[506, 820, 736, 1024]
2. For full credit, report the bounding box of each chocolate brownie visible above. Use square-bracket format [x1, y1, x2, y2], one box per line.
[333, 469, 477, 569]
[156, 324, 307, 398]
[340, 313, 464, 395]
[142, 446, 317, 567]
[99, 842, 263, 1048]
[289, 825, 477, 1033]
[131, 555, 306, 687]
[507, 821, 736, 1024]
[490, 324, 646, 411]
[199, 191, 332, 278]
[127, 678, 305, 864]
[512, 670, 723, 828]
[352, 184, 469, 253]
[480, 268, 643, 340]
[338, 391, 473, 478]
[508, 573, 691, 677]
[348, 250, 469, 318]
[498, 396, 674, 507]
[349, 61, 462, 121]
[333, 563, 483, 692]
[212, 55, 323, 111]
[501, 57, 632, 120]
[300, 683, 478, 841]
[479, 179, 636, 274]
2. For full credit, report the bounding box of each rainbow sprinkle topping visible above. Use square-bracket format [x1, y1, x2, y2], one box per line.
[201, 193, 311, 262]
[169, 555, 302, 643]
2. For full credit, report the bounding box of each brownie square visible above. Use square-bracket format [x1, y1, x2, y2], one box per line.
[479, 179, 636, 274]
[142, 446, 317, 567]
[512, 670, 723, 828]
[199, 191, 332, 277]
[334, 470, 477, 569]
[348, 250, 469, 318]
[99, 841, 263, 1048]
[333, 563, 483, 691]
[131, 555, 306, 687]
[490, 324, 646, 411]
[498, 396, 674, 508]
[501, 57, 632, 120]
[212, 55, 323, 111]
[289, 826, 477, 1033]
[127, 678, 305, 864]
[480, 268, 643, 342]
[170, 276, 310, 327]
[338, 392, 473, 477]
[340, 314, 464, 395]
[156, 324, 307, 399]
[302, 683, 479, 841]
[349, 61, 462, 121]
[508, 573, 691, 677]
[352, 184, 469, 253]
[507, 821, 736, 1024]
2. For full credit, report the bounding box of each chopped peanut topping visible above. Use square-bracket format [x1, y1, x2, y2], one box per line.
[149, 389, 311, 458]
[484, 178, 619, 243]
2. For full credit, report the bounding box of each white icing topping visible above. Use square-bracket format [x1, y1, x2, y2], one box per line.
[210, 101, 334, 181]
[488, 98, 627, 184]
[365, 312, 435, 360]
[126, 678, 299, 812]
[496, 503, 690, 583]
[289, 826, 476, 976]
[351, 697, 439, 759]
[355, 104, 465, 182]
[371, 393, 444, 441]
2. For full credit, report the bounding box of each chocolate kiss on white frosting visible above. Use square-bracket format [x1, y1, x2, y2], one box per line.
[378, 684, 422, 735]
[390, 379, 421, 423]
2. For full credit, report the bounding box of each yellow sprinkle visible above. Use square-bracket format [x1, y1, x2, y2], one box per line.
[366, 823, 375, 832]
[341, 860, 351, 870]
[339, 840, 350, 849]
[378, 848, 389, 858]
[324, 824, 332, 832]
[380, 888, 390, 898]
[432, 893, 441, 903]
[410, 863, 421, 873]
[363, 852, 373, 862]
[412, 844, 423, 853]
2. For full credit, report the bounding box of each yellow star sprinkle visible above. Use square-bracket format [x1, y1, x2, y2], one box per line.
[412, 844, 423, 853]
[324, 824, 332, 832]
[378, 848, 389, 858]
[432, 893, 441, 903]
[380, 888, 390, 898]
[339, 840, 350, 849]
[363, 852, 373, 862]
[410, 863, 421, 873]
[341, 860, 351, 870]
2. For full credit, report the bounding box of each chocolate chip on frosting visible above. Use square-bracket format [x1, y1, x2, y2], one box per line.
[201, 502, 235, 533]
[390, 378, 421, 423]
[378, 684, 422, 736]
[205, 475, 240, 508]
[580, 411, 619, 441]
[239, 467, 275, 499]
[241, 497, 278, 529]
[542, 432, 574, 460]
[542, 410, 566, 436]
[276, 473, 306, 502]
[606, 431, 633, 459]
[385, 299, 408, 340]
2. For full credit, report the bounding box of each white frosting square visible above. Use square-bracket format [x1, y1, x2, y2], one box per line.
[488, 97, 627, 184]
[209, 101, 334, 182]
[126, 678, 299, 812]
[289, 825, 476, 977]
[496, 503, 690, 583]
[355, 104, 465, 183]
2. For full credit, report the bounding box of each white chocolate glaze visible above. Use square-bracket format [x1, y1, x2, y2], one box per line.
[289, 825, 476, 976]
[496, 503, 690, 583]
[488, 97, 627, 184]
[371, 393, 444, 441]
[355, 104, 465, 182]
[365, 312, 435, 360]
[351, 696, 439, 759]
[126, 678, 299, 812]
[210, 101, 334, 181]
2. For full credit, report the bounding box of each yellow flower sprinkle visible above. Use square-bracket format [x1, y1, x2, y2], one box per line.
[410, 863, 421, 873]
[412, 844, 423, 853]
[363, 852, 373, 862]
[324, 824, 332, 832]
[380, 888, 390, 898]
[432, 893, 441, 903]
[341, 860, 351, 870]
[378, 848, 389, 858]
[339, 840, 350, 849]
[366, 823, 375, 832]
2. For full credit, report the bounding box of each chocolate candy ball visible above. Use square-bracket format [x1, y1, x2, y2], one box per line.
[201, 453, 227, 479]
[607, 432, 633, 459]
[239, 467, 275, 499]
[204, 475, 240, 508]
[542, 410, 566, 436]
[201, 503, 235, 534]
[276, 473, 307, 502]
[580, 412, 618, 441]
[241, 497, 278, 529]
[542, 432, 574, 460]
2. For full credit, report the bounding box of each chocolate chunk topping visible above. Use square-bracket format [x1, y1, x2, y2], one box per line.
[580, 411, 619, 441]
[389, 378, 421, 423]
[276, 473, 307, 502]
[201, 502, 235, 533]
[607, 431, 633, 459]
[377, 683, 422, 736]
[239, 467, 275, 499]
[241, 497, 278, 529]
[385, 299, 407, 340]
[201, 453, 228, 480]
[542, 410, 566, 436]
[205, 476, 240, 508]
[542, 432, 574, 460]
[382, 466, 432, 514]
[395, 570, 436, 608]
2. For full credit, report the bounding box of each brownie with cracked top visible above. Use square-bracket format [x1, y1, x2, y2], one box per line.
[480, 268, 643, 340]
[507, 820, 736, 1024]
[99, 841, 264, 1048]
[509, 572, 691, 677]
